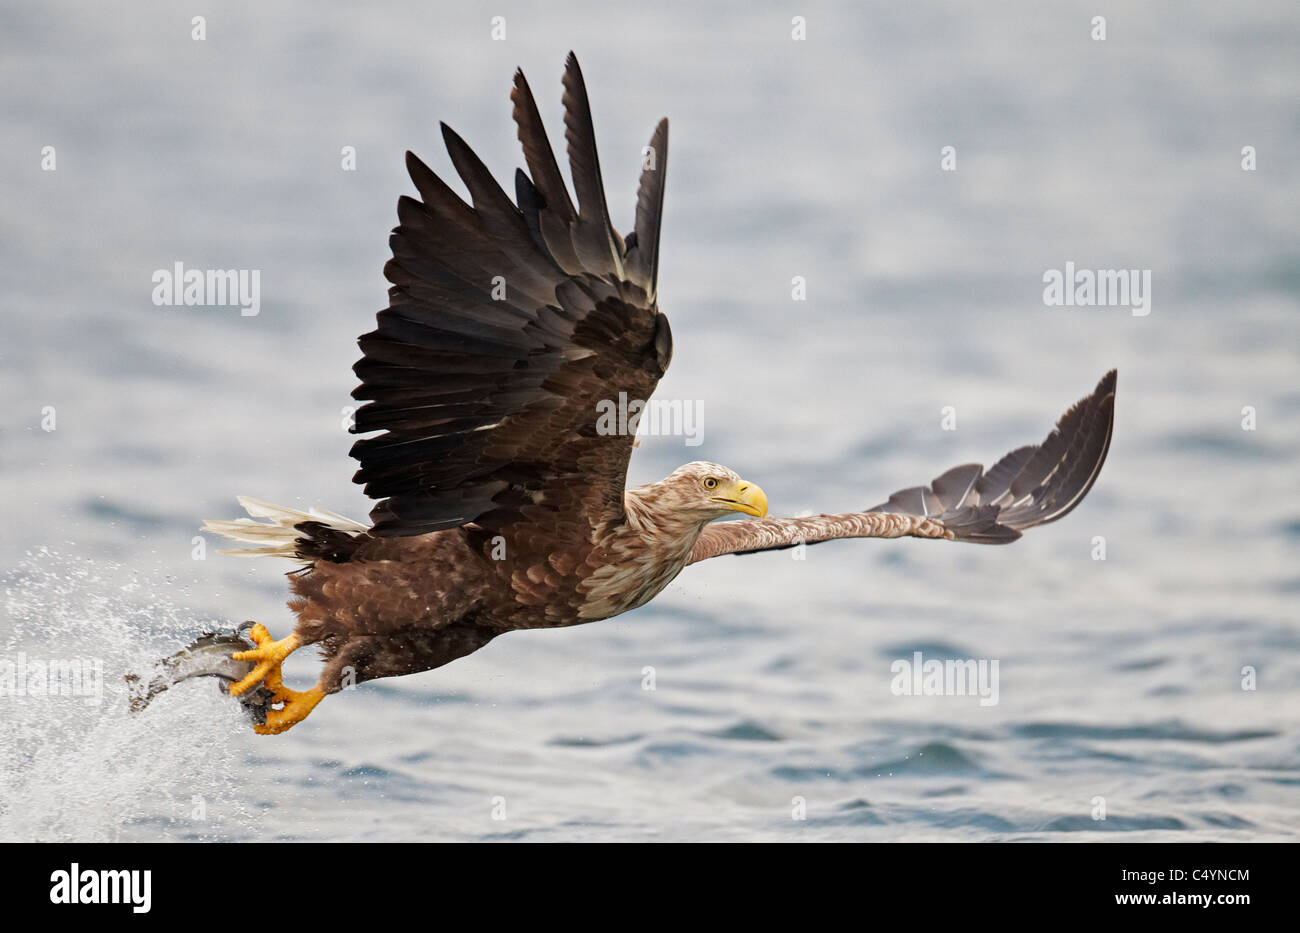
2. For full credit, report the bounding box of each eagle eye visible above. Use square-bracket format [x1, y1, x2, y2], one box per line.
[703, 476, 719, 490]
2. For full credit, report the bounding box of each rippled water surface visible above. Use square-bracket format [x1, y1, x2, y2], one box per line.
[1, 1, 1298, 841]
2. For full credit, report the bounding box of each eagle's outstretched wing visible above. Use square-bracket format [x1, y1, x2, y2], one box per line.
[350, 53, 671, 537]
[688, 370, 1116, 563]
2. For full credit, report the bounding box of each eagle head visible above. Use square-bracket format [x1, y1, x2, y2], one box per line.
[662, 461, 768, 520]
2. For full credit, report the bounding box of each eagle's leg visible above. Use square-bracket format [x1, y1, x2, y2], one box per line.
[229, 623, 325, 734]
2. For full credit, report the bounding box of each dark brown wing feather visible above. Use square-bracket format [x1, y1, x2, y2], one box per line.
[350, 53, 671, 538]
[625, 118, 669, 300]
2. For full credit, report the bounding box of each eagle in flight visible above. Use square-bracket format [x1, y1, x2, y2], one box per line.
[204, 53, 1116, 734]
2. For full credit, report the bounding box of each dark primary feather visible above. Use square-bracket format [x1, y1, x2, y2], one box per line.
[625, 119, 669, 300]
[560, 52, 625, 277]
[349, 53, 671, 538]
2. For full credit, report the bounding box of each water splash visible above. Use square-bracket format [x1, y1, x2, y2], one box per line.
[0, 549, 256, 841]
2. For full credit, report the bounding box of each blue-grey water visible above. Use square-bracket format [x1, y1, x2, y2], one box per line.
[1, 1, 1298, 841]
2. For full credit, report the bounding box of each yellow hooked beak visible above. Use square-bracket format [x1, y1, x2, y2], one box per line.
[711, 479, 768, 518]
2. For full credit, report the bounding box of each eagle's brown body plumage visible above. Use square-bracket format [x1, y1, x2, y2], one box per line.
[203, 54, 1117, 733]
[288, 464, 750, 693]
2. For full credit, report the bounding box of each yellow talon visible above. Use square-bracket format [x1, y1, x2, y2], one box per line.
[226, 624, 325, 734]
[255, 673, 326, 735]
[228, 623, 302, 698]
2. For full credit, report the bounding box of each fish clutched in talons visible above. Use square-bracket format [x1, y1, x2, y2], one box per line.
[126, 622, 277, 726]
[228, 623, 325, 735]
[127, 621, 327, 733]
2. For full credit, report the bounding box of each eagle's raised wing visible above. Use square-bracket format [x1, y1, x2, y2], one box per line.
[350, 53, 671, 537]
[688, 370, 1116, 563]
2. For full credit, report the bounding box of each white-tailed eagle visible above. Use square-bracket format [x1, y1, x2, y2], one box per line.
[203, 54, 1116, 733]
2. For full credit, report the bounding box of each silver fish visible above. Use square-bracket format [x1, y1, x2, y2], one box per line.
[125, 621, 274, 724]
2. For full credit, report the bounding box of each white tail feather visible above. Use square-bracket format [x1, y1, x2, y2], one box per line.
[202, 496, 368, 561]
